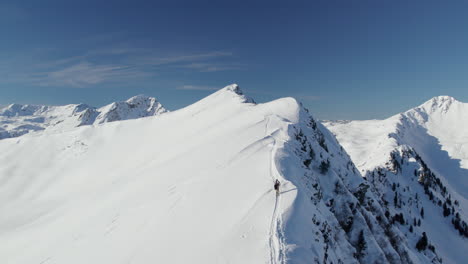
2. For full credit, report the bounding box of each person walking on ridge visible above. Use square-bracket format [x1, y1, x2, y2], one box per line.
[274, 179, 280, 196]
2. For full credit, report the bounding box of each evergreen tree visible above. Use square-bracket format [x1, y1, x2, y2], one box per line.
[443, 202, 451, 217]
[397, 213, 405, 225]
[319, 160, 330, 174]
[420, 207, 424, 219]
[416, 232, 428, 251]
[355, 230, 367, 259]
[385, 210, 390, 219]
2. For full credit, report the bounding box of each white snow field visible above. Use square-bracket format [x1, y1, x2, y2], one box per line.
[0, 85, 448, 264]
[0, 85, 307, 264]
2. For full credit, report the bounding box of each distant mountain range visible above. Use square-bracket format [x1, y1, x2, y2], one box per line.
[0, 95, 167, 139]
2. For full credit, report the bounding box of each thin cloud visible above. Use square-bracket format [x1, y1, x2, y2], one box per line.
[32, 62, 150, 88]
[176, 85, 219, 91]
[180, 63, 243, 72]
[86, 47, 152, 56]
[34, 55, 88, 69]
[1, 48, 240, 88]
[137, 51, 233, 66]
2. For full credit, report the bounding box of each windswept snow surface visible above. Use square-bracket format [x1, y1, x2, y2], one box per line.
[0, 85, 300, 263]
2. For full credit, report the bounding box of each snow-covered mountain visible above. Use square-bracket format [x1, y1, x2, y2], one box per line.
[325, 96, 468, 264]
[0, 85, 452, 263]
[0, 95, 167, 140]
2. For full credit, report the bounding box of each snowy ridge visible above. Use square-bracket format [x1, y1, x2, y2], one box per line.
[325, 96, 468, 264]
[0, 86, 449, 263]
[0, 95, 167, 140]
[278, 108, 431, 264]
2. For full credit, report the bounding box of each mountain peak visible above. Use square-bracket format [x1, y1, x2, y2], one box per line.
[94, 95, 166, 124]
[125, 94, 157, 104]
[0, 103, 45, 117]
[222, 83, 242, 94]
[428, 95, 457, 105]
[216, 84, 256, 104]
[418, 95, 459, 114]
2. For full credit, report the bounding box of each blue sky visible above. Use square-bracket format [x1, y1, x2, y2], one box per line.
[2, 0, 468, 119]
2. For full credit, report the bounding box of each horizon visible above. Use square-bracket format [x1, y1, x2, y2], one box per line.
[0, 84, 463, 121]
[2, 0, 468, 120]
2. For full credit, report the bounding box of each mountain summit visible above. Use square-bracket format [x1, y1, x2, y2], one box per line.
[417, 95, 458, 114]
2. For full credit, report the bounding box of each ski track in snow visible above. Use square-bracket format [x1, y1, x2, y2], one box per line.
[266, 115, 286, 264]
[269, 193, 280, 264]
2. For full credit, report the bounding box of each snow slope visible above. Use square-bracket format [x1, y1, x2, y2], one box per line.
[325, 96, 468, 264]
[0, 85, 440, 263]
[0, 95, 166, 140]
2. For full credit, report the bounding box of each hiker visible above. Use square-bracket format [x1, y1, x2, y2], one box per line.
[274, 179, 280, 195]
